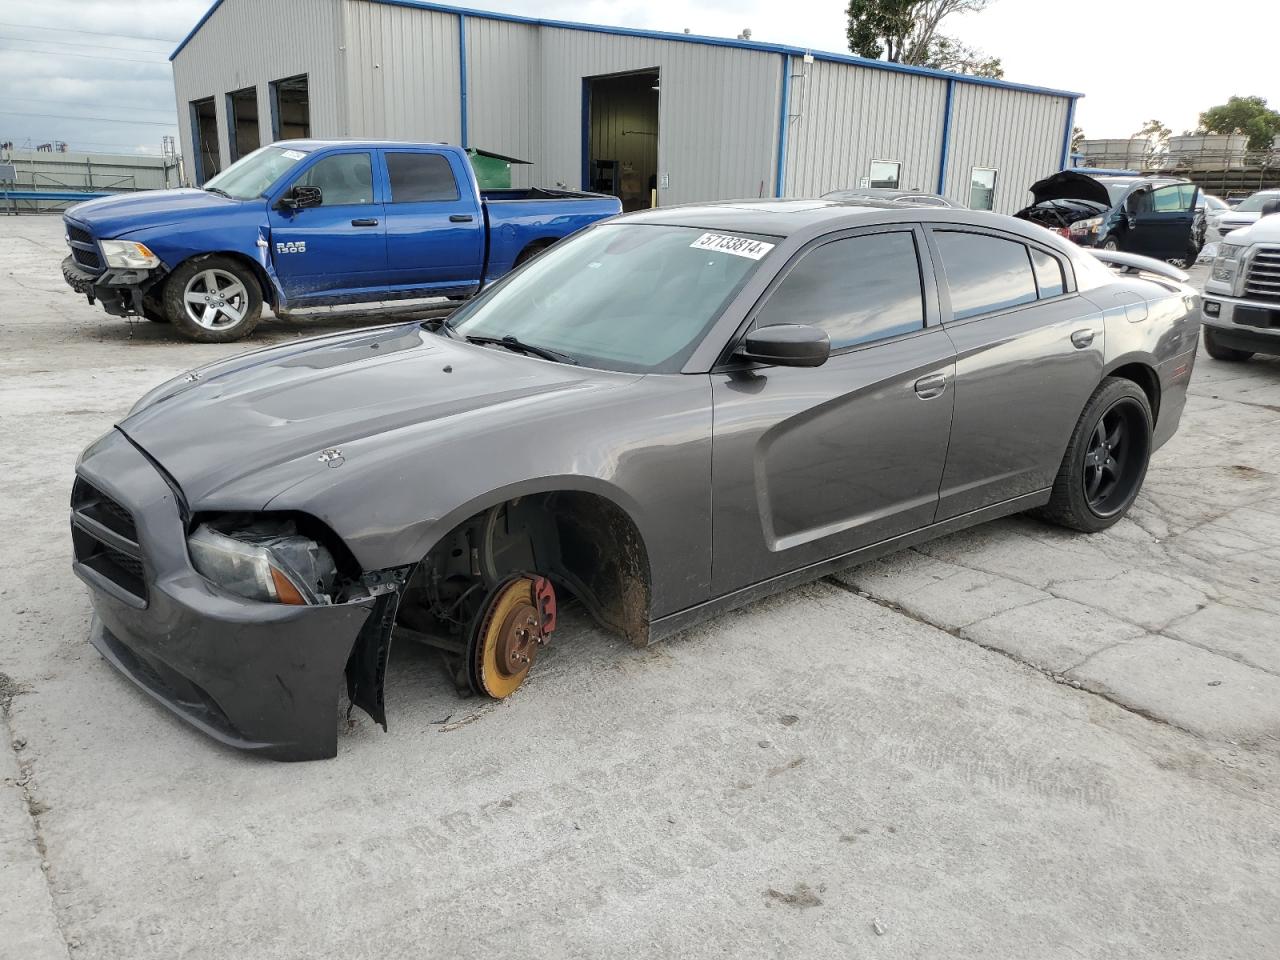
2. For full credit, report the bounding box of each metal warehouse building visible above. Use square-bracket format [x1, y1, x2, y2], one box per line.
[170, 0, 1080, 214]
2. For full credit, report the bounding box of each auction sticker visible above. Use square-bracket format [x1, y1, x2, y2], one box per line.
[689, 233, 775, 260]
[281, 149, 307, 160]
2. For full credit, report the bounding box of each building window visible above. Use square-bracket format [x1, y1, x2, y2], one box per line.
[869, 159, 901, 190]
[227, 87, 259, 162]
[189, 96, 220, 184]
[970, 167, 998, 210]
[270, 74, 310, 141]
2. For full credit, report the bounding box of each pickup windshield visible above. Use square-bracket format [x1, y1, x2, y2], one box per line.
[203, 145, 311, 200]
[448, 223, 776, 373]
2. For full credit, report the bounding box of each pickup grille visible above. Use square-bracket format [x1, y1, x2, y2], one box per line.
[1244, 246, 1280, 304]
[71, 477, 148, 605]
[63, 216, 104, 276]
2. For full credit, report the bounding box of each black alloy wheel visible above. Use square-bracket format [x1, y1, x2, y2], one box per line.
[1082, 397, 1149, 519]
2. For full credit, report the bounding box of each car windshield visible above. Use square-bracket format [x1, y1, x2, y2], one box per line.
[1202, 195, 1229, 211]
[1234, 192, 1280, 213]
[448, 223, 776, 373]
[203, 145, 311, 199]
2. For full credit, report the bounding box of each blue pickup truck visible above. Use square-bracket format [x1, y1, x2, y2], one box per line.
[60, 140, 622, 342]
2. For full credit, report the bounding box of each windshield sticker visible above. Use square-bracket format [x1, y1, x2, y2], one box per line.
[689, 233, 775, 260]
[281, 149, 306, 160]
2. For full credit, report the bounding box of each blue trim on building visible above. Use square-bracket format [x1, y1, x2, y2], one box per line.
[458, 12, 469, 148]
[1059, 98, 1077, 170]
[775, 55, 791, 198]
[936, 78, 955, 196]
[171, 0, 1084, 103]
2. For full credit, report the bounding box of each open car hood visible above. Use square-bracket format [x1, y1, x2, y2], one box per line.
[1028, 171, 1113, 208]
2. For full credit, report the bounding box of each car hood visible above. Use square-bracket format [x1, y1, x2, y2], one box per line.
[65, 188, 251, 239]
[1027, 171, 1113, 208]
[118, 323, 628, 505]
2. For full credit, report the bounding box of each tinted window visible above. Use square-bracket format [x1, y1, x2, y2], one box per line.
[934, 231, 1037, 320]
[756, 232, 924, 349]
[387, 152, 460, 202]
[1152, 183, 1193, 212]
[295, 152, 373, 205]
[1030, 248, 1065, 298]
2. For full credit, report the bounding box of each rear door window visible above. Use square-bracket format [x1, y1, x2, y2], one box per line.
[1029, 248, 1065, 298]
[386, 152, 461, 202]
[756, 231, 925, 349]
[933, 231, 1038, 320]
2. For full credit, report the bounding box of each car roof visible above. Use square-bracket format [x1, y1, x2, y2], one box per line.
[616, 199, 1062, 245]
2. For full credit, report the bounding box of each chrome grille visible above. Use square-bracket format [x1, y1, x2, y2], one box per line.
[71, 477, 147, 605]
[1244, 246, 1280, 304]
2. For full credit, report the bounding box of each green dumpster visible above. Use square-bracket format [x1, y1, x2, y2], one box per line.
[466, 148, 531, 190]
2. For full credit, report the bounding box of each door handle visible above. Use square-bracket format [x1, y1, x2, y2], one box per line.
[351, 218, 379, 227]
[1070, 328, 1096, 349]
[914, 373, 948, 399]
[449, 214, 474, 223]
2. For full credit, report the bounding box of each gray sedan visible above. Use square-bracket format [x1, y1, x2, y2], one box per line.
[71, 200, 1200, 760]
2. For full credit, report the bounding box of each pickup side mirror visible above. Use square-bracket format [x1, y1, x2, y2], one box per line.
[735, 323, 830, 368]
[1262, 198, 1280, 217]
[278, 184, 322, 211]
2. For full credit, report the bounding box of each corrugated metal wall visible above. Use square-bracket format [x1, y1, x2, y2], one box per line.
[171, 0, 347, 182]
[783, 58, 949, 198]
[535, 28, 781, 205]
[464, 17, 542, 189]
[944, 84, 1069, 214]
[341, 2, 461, 143]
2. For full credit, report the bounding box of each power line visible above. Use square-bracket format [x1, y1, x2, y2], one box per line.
[0, 110, 176, 127]
[0, 33, 178, 55]
[0, 21, 179, 43]
[2, 95, 175, 117]
[0, 45, 169, 65]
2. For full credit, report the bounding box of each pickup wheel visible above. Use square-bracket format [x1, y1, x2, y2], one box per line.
[163, 257, 263, 342]
[513, 240, 554, 268]
[141, 295, 170, 323]
[1203, 327, 1253, 362]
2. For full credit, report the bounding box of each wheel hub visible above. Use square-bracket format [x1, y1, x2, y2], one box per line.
[469, 575, 556, 699]
[492, 601, 540, 678]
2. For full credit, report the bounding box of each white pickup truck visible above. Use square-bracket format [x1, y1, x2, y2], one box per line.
[1201, 203, 1280, 361]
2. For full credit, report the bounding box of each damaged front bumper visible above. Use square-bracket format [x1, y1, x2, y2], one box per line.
[72, 428, 377, 761]
[61, 255, 163, 317]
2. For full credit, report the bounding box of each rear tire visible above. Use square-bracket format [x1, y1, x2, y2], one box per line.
[1038, 377, 1153, 533]
[513, 241, 553, 268]
[163, 256, 263, 343]
[1100, 237, 1120, 252]
[1203, 326, 1253, 362]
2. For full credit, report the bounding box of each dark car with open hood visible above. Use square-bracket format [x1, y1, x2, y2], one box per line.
[72, 199, 1201, 760]
[1016, 170, 1201, 266]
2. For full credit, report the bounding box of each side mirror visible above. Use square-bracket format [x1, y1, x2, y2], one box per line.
[278, 184, 322, 210]
[735, 323, 830, 368]
[1262, 199, 1280, 217]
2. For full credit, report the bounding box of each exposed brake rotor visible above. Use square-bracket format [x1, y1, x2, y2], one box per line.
[468, 574, 557, 698]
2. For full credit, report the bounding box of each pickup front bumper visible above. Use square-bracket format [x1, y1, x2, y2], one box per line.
[1201, 294, 1280, 355]
[72, 428, 376, 760]
[61, 255, 162, 317]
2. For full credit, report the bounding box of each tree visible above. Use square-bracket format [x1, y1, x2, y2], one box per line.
[1199, 96, 1280, 152]
[1134, 119, 1171, 148]
[1071, 126, 1085, 151]
[846, 0, 1003, 79]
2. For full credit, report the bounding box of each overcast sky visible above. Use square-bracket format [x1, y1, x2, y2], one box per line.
[1, 0, 1275, 157]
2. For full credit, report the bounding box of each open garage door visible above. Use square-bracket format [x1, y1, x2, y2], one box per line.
[584, 70, 659, 212]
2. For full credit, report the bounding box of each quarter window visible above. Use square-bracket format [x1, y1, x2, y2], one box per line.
[294, 152, 374, 206]
[934, 231, 1038, 320]
[970, 167, 997, 211]
[386, 152, 461, 202]
[1030, 248, 1065, 298]
[869, 160, 901, 190]
[756, 231, 925, 349]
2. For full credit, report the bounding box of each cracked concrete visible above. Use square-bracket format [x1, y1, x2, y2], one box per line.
[3, 217, 1280, 958]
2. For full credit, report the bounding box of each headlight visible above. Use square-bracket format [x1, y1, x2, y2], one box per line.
[100, 239, 160, 270]
[1212, 243, 1245, 283]
[1068, 216, 1103, 239]
[188, 519, 338, 605]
